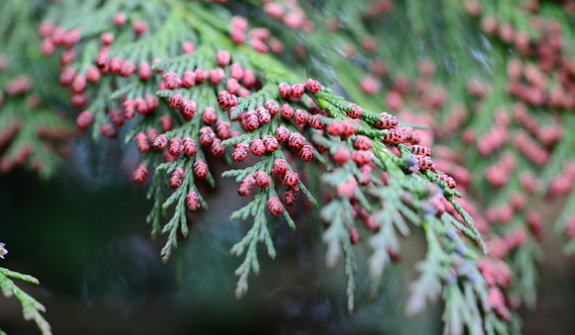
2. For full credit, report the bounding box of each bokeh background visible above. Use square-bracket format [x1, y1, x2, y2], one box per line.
[1, 139, 575, 335]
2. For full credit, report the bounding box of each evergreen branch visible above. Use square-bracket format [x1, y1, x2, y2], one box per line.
[0, 266, 52, 335]
[230, 192, 276, 298]
[405, 220, 448, 316]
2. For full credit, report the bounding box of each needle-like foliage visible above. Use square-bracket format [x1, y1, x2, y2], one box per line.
[3, 1, 575, 335]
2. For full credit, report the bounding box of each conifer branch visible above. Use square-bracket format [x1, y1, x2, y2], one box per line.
[8, 0, 575, 333]
[0, 245, 51, 335]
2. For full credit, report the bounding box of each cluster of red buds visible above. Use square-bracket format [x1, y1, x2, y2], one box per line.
[4, 75, 31, 96]
[167, 94, 197, 121]
[38, 17, 162, 139]
[433, 158, 471, 190]
[237, 171, 272, 196]
[217, 91, 239, 110]
[169, 168, 185, 189]
[467, 2, 575, 113]
[0, 144, 32, 173]
[476, 109, 509, 157]
[513, 130, 549, 166]
[466, 79, 490, 100]
[487, 227, 528, 259]
[267, 158, 302, 207]
[1, 67, 73, 174]
[0, 57, 73, 176]
[1, 73, 43, 114]
[477, 257, 513, 321]
[38, 23, 89, 109]
[159, 53, 257, 108]
[277, 78, 322, 99]
[28, 4, 556, 333]
[36, 125, 75, 142]
[38, 20, 118, 138]
[433, 103, 466, 144]
[281, 171, 300, 203]
[484, 153, 515, 189]
[0, 118, 21, 148]
[429, 193, 481, 233]
[506, 59, 575, 109]
[485, 203, 515, 225]
[364, 0, 394, 19]
[192, 159, 209, 179]
[160, 65, 233, 89]
[339, 8, 575, 290]
[524, 210, 543, 240]
[233, 136, 278, 159]
[121, 95, 160, 119]
[38, 21, 80, 56]
[266, 197, 284, 216]
[185, 191, 202, 213]
[197, 127, 224, 157]
[131, 164, 149, 184]
[335, 176, 358, 199]
[435, 173, 456, 189]
[381, 63, 447, 114]
[513, 104, 561, 146]
[208, 80, 324, 164]
[229, 16, 275, 54]
[546, 161, 575, 198]
[95, 54, 137, 78]
[262, 1, 314, 32]
[360, 75, 380, 96]
[413, 154, 435, 172]
[147, 134, 205, 164]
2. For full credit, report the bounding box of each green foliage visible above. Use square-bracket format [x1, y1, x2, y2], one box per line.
[0, 0, 73, 178]
[7, 0, 575, 334]
[0, 245, 51, 335]
[38, 0, 499, 331]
